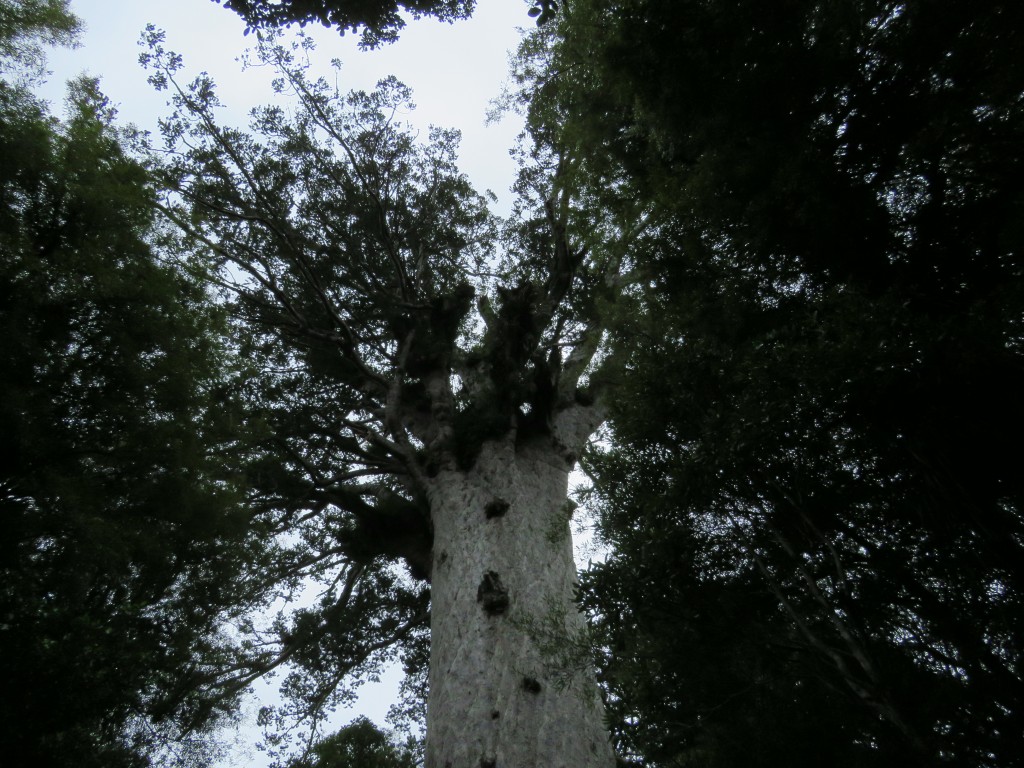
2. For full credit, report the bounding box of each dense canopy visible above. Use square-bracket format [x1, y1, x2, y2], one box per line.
[1, 54, 258, 768]
[3, 0, 1022, 766]
[532, 0, 1024, 764]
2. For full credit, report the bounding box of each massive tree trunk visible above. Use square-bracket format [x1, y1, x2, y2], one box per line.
[424, 413, 615, 768]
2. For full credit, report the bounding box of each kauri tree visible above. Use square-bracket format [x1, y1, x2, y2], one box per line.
[140, 26, 625, 768]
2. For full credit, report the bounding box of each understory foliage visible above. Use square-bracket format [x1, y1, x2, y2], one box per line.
[0, 13, 261, 767]
[524, 0, 1024, 765]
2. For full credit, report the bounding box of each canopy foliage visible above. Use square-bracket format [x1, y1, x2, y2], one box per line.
[211, 0, 475, 47]
[519, 0, 1024, 764]
[286, 717, 418, 768]
[0, 0, 79, 80]
[1, 15, 263, 766]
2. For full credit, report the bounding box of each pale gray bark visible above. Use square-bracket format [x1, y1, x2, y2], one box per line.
[424, 407, 614, 768]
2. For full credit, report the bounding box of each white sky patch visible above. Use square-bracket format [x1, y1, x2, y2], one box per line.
[39, 0, 527, 213]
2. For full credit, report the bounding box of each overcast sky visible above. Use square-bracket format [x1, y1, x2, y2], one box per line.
[41, 0, 528, 212]
[38, 1, 532, 764]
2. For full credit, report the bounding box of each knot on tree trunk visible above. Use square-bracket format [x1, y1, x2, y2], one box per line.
[484, 498, 509, 519]
[477, 570, 509, 616]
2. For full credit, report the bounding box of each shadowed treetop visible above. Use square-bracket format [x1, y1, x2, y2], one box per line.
[212, 0, 475, 46]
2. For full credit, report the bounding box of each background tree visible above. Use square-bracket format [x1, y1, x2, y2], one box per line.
[138, 27, 626, 767]
[0, 0, 79, 82]
[211, 0, 560, 46]
[524, 0, 1024, 765]
[287, 717, 418, 768]
[0, 15, 263, 766]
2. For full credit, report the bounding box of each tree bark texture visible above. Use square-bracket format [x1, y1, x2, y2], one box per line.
[425, 426, 615, 768]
